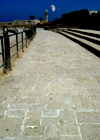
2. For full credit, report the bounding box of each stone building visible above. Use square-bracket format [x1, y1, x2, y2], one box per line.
[12, 19, 40, 25]
[12, 9, 48, 25]
[0, 9, 49, 26]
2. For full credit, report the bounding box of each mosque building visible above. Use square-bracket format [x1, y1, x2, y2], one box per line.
[0, 9, 48, 26]
[13, 9, 48, 25]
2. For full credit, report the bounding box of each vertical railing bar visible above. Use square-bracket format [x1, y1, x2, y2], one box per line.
[1, 37, 5, 73]
[25, 33, 28, 48]
[23, 32, 25, 49]
[16, 33, 19, 57]
[22, 32, 24, 52]
[3, 26, 12, 73]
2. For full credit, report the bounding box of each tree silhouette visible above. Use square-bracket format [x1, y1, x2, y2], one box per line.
[50, 18, 61, 25]
[61, 9, 89, 27]
[30, 15, 35, 20]
[50, 9, 100, 29]
[98, 10, 100, 14]
[39, 17, 43, 22]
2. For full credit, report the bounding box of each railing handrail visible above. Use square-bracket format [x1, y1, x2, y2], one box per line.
[0, 25, 36, 73]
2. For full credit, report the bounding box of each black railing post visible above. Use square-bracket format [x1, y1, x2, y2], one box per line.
[1, 37, 5, 73]
[32, 26, 34, 40]
[16, 33, 19, 57]
[21, 32, 24, 52]
[25, 33, 28, 48]
[34, 26, 36, 33]
[3, 26, 11, 73]
[28, 37, 30, 45]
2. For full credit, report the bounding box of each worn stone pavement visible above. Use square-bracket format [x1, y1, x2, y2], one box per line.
[0, 28, 100, 140]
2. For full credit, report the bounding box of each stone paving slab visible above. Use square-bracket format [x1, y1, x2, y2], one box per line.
[0, 28, 100, 139]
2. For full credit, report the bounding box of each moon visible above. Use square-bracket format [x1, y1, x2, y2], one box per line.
[51, 5, 55, 12]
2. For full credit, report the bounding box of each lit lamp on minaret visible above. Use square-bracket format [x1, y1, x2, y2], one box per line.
[45, 9, 48, 23]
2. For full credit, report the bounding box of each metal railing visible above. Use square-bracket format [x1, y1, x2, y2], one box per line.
[0, 25, 36, 73]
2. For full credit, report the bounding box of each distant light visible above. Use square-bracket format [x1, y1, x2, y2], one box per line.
[51, 5, 55, 12]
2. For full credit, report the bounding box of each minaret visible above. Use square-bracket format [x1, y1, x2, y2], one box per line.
[45, 9, 48, 23]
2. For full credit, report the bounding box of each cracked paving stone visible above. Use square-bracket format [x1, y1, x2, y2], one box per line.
[44, 125, 59, 137]
[89, 94, 100, 101]
[80, 124, 100, 140]
[0, 138, 17, 140]
[19, 86, 35, 92]
[23, 126, 44, 137]
[10, 83, 22, 89]
[28, 103, 46, 111]
[72, 93, 94, 111]
[42, 110, 59, 117]
[59, 110, 76, 122]
[5, 109, 25, 117]
[15, 98, 28, 104]
[45, 138, 59, 140]
[76, 112, 100, 123]
[26, 111, 41, 119]
[9, 103, 27, 110]
[28, 97, 37, 104]
[60, 122, 79, 135]
[92, 101, 100, 111]
[87, 88, 100, 95]
[47, 101, 73, 110]
[12, 92, 29, 98]
[41, 117, 58, 126]
[24, 118, 40, 126]
[0, 117, 22, 137]
[60, 136, 82, 140]
[18, 137, 45, 140]
[22, 76, 37, 86]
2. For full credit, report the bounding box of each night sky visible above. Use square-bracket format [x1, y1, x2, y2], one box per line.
[0, 0, 100, 22]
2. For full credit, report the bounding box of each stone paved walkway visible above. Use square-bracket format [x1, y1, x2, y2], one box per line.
[0, 28, 100, 140]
